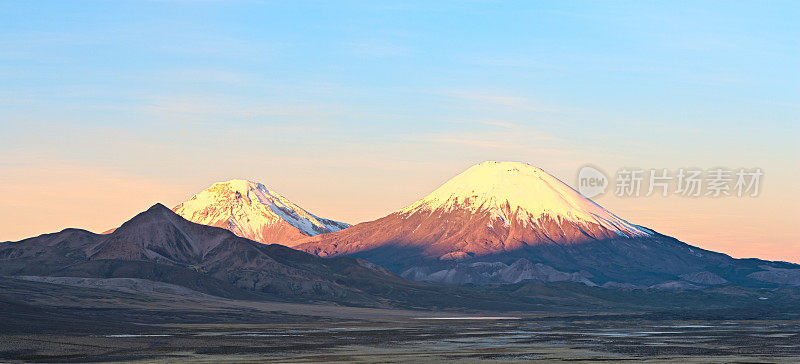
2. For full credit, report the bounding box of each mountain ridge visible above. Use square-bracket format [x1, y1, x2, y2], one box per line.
[0, 203, 432, 304]
[173, 179, 349, 245]
[298, 161, 655, 261]
[297, 161, 800, 287]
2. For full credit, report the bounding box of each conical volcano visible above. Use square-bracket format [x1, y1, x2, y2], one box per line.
[173, 179, 348, 245]
[297, 162, 758, 287]
[300, 161, 650, 261]
[396, 161, 651, 257]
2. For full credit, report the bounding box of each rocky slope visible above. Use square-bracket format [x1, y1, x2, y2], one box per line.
[0, 204, 442, 305]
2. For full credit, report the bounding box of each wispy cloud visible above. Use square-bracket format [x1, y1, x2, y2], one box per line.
[423, 136, 522, 150]
[408, 122, 565, 152]
[463, 56, 559, 70]
[159, 34, 278, 60]
[141, 94, 349, 121]
[436, 89, 557, 113]
[478, 120, 516, 128]
[448, 90, 534, 107]
[152, 68, 251, 85]
[344, 41, 410, 57]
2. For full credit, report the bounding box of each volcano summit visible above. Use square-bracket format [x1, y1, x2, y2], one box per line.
[299, 162, 798, 287]
[173, 180, 348, 245]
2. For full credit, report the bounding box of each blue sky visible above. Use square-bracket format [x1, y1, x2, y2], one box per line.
[1, 1, 799, 261]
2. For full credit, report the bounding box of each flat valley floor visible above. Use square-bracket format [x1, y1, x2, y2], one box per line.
[3, 319, 800, 363]
[2, 277, 799, 363]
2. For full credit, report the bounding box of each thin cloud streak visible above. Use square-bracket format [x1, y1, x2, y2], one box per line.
[444, 90, 546, 110]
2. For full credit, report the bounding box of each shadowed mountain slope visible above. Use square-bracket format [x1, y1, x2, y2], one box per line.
[1, 203, 798, 313]
[298, 161, 800, 287]
[0, 204, 470, 306]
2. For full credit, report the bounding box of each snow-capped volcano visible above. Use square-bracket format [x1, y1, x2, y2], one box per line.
[173, 179, 348, 245]
[399, 161, 650, 238]
[299, 161, 650, 262]
[296, 161, 729, 286]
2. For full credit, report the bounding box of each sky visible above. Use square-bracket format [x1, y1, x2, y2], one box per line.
[1, 1, 799, 262]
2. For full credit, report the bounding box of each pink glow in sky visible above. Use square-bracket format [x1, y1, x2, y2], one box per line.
[1, 1, 798, 263]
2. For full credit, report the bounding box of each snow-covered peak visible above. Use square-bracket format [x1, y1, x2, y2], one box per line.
[400, 161, 649, 237]
[173, 179, 349, 244]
